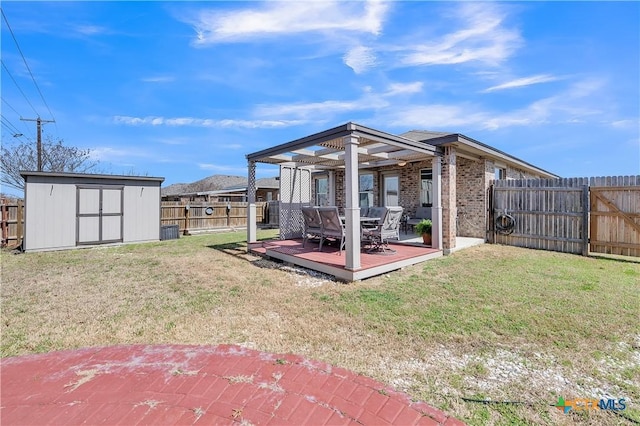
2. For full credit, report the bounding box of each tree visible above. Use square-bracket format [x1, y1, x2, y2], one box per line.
[0, 137, 100, 191]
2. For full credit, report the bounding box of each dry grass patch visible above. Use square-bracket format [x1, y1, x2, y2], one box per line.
[2, 232, 638, 425]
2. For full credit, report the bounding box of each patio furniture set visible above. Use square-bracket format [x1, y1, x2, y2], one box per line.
[301, 206, 404, 255]
[403, 206, 433, 234]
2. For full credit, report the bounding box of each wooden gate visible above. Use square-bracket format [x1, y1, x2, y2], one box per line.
[490, 176, 640, 257]
[589, 176, 640, 257]
[491, 178, 589, 255]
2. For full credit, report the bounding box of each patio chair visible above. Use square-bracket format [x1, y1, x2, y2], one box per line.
[361, 206, 387, 234]
[367, 206, 387, 220]
[317, 207, 346, 254]
[362, 206, 404, 253]
[405, 206, 432, 234]
[301, 206, 322, 248]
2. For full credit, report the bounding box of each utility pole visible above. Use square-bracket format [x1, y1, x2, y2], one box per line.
[21, 117, 55, 171]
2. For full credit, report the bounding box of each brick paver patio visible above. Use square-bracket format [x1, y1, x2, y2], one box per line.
[1, 344, 464, 425]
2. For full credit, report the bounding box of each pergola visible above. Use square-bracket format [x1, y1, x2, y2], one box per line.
[246, 122, 444, 273]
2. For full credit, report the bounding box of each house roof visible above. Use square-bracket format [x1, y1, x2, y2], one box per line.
[223, 177, 280, 191]
[246, 122, 438, 170]
[247, 122, 556, 178]
[400, 131, 558, 178]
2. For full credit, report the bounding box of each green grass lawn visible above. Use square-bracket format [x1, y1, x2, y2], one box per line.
[2, 230, 638, 425]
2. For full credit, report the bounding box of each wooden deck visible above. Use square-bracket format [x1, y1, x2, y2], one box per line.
[249, 238, 442, 281]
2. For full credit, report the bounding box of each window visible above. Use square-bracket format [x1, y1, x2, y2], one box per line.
[495, 167, 506, 180]
[359, 173, 374, 208]
[315, 176, 329, 206]
[420, 169, 433, 207]
[383, 175, 399, 206]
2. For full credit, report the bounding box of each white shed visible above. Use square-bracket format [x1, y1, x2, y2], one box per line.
[21, 171, 165, 252]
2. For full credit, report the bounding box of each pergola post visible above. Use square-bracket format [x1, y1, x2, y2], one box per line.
[247, 160, 257, 244]
[431, 156, 443, 251]
[343, 135, 361, 271]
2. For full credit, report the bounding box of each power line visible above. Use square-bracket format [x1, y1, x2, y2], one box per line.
[1, 121, 21, 137]
[1, 97, 36, 138]
[1, 97, 21, 116]
[1, 117, 31, 143]
[1, 8, 56, 123]
[1, 115, 23, 135]
[1, 60, 39, 116]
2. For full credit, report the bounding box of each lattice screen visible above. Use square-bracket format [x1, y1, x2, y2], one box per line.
[279, 166, 311, 239]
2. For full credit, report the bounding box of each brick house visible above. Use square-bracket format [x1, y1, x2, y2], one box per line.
[245, 123, 556, 278]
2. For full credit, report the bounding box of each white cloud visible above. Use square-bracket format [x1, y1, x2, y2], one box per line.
[73, 25, 107, 36]
[254, 82, 422, 120]
[383, 77, 608, 131]
[387, 104, 489, 129]
[398, 3, 522, 67]
[141, 76, 175, 83]
[113, 116, 304, 129]
[190, 1, 389, 44]
[89, 146, 151, 161]
[153, 137, 187, 146]
[221, 143, 243, 150]
[384, 82, 423, 96]
[343, 45, 377, 74]
[483, 74, 559, 92]
[254, 100, 372, 120]
[611, 119, 638, 129]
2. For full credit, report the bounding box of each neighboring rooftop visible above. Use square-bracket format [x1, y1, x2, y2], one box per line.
[162, 175, 279, 196]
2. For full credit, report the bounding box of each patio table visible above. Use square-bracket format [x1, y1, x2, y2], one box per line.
[338, 216, 381, 223]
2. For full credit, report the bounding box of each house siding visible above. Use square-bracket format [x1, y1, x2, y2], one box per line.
[456, 157, 487, 238]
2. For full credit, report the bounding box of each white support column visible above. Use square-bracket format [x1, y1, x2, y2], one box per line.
[344, 135, 361, 271]
[328, 170, 336, 207]
[431, 156, 443, 251]
[247, 160, 257, 244]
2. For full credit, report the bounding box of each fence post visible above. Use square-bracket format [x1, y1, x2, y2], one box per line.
[16, 200, 24, 247]
[487, 184, 494, 244]
[1, 199, 7, 247]
[582, 185, 589, 256]
[183, 205, 190, 236]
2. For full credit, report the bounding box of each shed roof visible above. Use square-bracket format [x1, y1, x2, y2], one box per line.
[20, 171, 165, 182]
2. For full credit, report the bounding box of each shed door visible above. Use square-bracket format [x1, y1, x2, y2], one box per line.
[77, 186, 123, 245]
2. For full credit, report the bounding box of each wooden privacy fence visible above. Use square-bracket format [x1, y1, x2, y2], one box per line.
[490, 176, 640, 257]
[1, 200, 274, 247]
[161, 201, 270, 233]
[0, 199, 23, 248]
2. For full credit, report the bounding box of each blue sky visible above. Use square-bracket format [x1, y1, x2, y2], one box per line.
[1, 1, 638, 195]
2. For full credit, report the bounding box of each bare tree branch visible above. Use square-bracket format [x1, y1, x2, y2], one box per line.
[1, 137, 100, 191]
